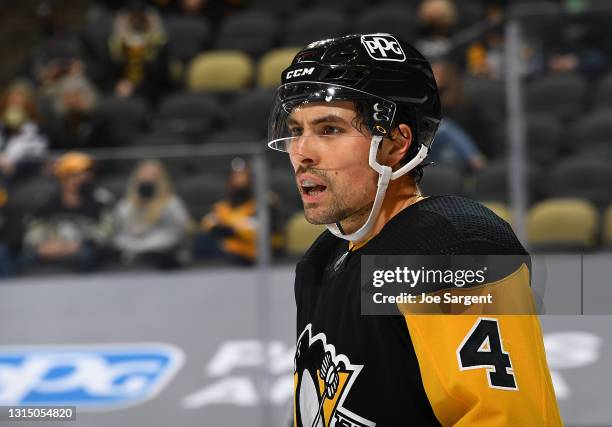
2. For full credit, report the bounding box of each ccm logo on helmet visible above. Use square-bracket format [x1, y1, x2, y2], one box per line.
[286, 67, 315, 79]
[361, 34, 406, 62]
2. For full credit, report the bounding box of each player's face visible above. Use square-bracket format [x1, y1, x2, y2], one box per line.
[286, 101, 378, 225]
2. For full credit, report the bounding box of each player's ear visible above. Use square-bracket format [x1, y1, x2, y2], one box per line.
[379, 123, 413, 169]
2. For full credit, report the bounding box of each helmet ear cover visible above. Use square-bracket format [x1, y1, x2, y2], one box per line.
[351, 100, 427, 182]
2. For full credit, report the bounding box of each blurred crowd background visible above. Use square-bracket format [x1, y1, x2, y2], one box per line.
[0, 0, 611, 277]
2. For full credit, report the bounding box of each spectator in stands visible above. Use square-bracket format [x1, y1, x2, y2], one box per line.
[432, 59, 495, 158]
[21, 152, 114, 272]
[465, 32, 505, 79]
[0, 81, 48, 179]
[464, 1, 505, 79]
[179, 0, 209, 16]
[195, 159, 283, 265]
[416, 0, 458, 59]
[545, 16, 611, 77]
[108, 1, 171, 104]
[112, 159, 192, 269]
[44, 74, 101, 150]
[430, 118, 487, 171]
[22, 12, 96, 97]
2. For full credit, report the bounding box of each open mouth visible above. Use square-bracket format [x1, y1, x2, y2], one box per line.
[299, 177, 328, 198]
[302, 184, 327, 196]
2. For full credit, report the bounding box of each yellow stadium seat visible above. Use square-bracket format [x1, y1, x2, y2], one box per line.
[527, 198, 599, 250]
[256, 47, 302, 88]
[603, 204, 612, 247]
[481, 201, 513, 226]
[286, 212, 325, 256]
[187, 50, 254, 91]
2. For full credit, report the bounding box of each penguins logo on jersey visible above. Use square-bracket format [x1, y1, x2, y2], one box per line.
[294, 324, 375, 427]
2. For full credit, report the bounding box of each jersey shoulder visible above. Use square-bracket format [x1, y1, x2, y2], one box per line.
[371, 195, 527, 255]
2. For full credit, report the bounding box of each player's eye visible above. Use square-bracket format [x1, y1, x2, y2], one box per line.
[289, 126, 303, 137]
[321, 125, 343, 135]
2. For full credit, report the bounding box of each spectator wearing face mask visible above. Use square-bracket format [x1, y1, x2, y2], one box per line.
[112, 159, 192, 269]
[195, 159, 284, 265]
[416, 0, 458, 59]
[21, 152, 114, 272]
[0, 81, 48, 179]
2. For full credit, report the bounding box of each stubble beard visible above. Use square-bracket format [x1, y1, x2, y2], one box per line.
[303, 180, 373, 229]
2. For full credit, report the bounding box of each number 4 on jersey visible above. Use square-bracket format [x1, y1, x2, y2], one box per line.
[457, 317, 518, 390]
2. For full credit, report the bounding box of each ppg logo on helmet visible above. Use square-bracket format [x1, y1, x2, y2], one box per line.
[361, 34, 406, 62]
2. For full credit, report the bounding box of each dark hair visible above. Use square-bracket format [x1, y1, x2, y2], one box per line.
[351, 101, 426, 184]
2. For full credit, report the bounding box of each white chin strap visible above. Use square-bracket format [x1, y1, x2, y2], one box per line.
[325, 135, 429, 243]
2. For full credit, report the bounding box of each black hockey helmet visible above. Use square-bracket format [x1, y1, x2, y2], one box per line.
[268, 33, 442, 158]
[267, 33, 442, 242]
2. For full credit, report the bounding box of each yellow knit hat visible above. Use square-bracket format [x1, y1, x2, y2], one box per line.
[54, 152, 93, 180]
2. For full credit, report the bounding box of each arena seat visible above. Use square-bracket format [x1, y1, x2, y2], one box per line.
[283, 10, 349, 47]
[98, 173, 131, 200]
[455, 1, 487, 29]
[227, 89, 275, 137]
[285, 212, 325, 256]
[525, 114, 563, 164]
[130, 132, 189, 147]
[419, 165, 465, 196]
[155, 92, 219, 142]
[11, 177, 58, 213]
[569, 107, 612, 155]
[94, 96, 149, 147]
[594, 72, 612, 109]
[245, 0, 303, 17]
[353, 5, 419, 42]
[526, 73, 586, 120]
[175, 173, 226, 220]
[462, 77, 505, 124]
[256, 47, 302, 88]
[547, 157, 612, 206]
[204, 129, 261, 145]
[165, 15, 212, 62]
[215, 11, 279, 58]
[527, 198, 599, 252]
[82, 5, 114, 64]
[310, 0, 368, 13]
[187, 51, 254, 91]
[473, 160, 541, 203]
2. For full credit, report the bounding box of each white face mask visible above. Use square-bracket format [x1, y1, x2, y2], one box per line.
[2, 107, 27, 130]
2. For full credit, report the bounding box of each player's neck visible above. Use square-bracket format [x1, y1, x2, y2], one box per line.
[344, 175, 423, 247]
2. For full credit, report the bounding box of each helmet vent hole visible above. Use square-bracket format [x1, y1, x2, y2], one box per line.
[325, 69, 345, 80]
[330, 47, 358, 61]
[296, 50, 318, 63]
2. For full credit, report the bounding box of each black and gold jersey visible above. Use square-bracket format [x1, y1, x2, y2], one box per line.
[293, 195, 563, 427]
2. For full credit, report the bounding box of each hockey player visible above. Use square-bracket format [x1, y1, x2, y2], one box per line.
[267, 34, 562, 426]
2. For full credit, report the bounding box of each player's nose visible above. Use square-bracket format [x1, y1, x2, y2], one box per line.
[289, 136, 319, 169]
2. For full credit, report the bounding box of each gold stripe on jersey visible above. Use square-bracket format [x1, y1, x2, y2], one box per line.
[402, 262, 563, 426]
